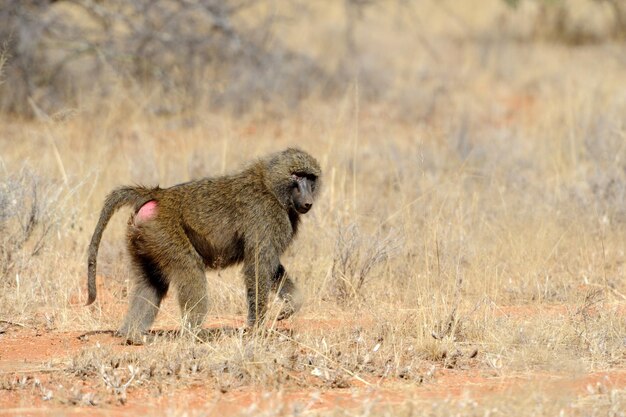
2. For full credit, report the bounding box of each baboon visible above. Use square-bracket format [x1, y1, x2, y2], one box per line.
[86, 148, 321, 343]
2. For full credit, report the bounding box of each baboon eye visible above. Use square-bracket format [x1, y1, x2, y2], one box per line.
[291, 173, 308, 183]
[292, 172, 316, 180]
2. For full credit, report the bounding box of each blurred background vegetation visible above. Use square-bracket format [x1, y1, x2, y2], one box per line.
[2, 0, 625, 117]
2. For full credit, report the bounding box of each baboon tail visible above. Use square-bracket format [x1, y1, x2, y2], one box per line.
[86, 186, 154, 305]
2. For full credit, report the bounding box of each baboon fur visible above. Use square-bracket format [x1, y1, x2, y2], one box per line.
[86, 148, 321, 342]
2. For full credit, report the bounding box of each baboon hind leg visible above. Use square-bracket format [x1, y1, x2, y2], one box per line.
[118, 282, 168, 344]
[118, 253, 169, 344]
[171, 264, 209, 334]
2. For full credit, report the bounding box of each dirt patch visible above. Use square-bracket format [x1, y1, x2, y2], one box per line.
[2, 366, 626, 416]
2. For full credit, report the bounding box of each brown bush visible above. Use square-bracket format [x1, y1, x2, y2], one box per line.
[0, 0, 335, 116]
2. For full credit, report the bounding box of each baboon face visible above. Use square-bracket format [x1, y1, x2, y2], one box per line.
[290, 173, 316, 214]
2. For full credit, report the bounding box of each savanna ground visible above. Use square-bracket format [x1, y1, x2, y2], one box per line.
[1, 1, 626, 416]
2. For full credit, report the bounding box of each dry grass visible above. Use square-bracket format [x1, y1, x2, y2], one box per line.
[1, 1, 626, 416]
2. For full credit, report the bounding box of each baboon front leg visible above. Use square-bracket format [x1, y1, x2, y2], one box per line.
[271, 264, 302, 321]
[118, 281, 167, 343]
[243, 260, 272, 327]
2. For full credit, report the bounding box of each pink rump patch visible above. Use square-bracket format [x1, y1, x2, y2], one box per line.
[136, 200, 158, 223]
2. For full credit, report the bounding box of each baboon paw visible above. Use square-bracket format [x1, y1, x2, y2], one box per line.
[276, 307, 296, 321]
[194, 328, 230, 342]
[116, 331, 154, 345]
[276, 298, 301, 321]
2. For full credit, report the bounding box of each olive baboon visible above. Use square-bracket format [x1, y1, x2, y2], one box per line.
[86, 148, 321, 343]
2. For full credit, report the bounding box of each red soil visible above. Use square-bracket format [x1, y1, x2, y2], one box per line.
[1, 307, 625, 416]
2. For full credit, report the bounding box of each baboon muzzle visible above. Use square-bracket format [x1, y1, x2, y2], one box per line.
[294, 177, 314, 213]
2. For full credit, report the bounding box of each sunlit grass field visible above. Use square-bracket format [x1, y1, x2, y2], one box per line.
[1, 1, 625, 415]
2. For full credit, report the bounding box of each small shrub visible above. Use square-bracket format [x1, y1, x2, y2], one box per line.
[0, 167, 61, 285]
[330, 223, 399, 303]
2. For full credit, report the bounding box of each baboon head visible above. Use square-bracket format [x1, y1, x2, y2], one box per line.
[264, 148, 321, 213]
